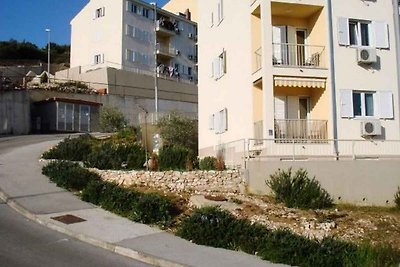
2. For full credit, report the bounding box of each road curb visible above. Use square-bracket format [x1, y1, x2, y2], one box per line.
[0, 187, 186, 267]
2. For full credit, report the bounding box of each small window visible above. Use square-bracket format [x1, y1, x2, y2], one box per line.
[95, 7, 105, 19]
[188, 67, 192, 76]
[217, 0, 224, 24]
[348, 20, 371, 46]
[211, 12, 214, 27]
[94, 54, 103, 64]
[352, 91, 375, 117]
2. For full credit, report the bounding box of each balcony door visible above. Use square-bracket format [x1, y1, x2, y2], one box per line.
[296, 30, 307, 66]
[272, 26, 287, 65]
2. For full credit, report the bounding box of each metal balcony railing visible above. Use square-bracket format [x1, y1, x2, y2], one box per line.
[272, 43, 326, 68]
[156, 43, 176, 57]
[274, 119, 328, 141]
[253, 47, 262, 73]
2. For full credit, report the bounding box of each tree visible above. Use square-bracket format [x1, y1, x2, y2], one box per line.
[99, 106, 127, 132]
[156, 112, 198, 154]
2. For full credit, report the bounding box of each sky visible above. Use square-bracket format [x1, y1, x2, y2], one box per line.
[0, 0, 169, 48]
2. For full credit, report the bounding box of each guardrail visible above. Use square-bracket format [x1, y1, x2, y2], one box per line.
[274, 119, 328, 141]
[272, 43, 326, 68]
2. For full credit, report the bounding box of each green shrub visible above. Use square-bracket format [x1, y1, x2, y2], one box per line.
[156, 112, 198, 154]
[177, 207, 400, 267]
[100, 106, 127, 132]
[395, 187, 400, 209]
[112, 127, 138, 144]
[266, 168, 333, 209]
[86, 142, 145, 170]
[199, 157, 217, 171]
[81, 179, 176, 225]
[158, 145, 191, 171]
[42, 161, 100, 191]
[42, 135, 95, 161]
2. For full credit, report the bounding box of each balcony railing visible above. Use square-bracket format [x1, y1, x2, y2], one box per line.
[156, 20, 178, 36]
[156, 43, 176, 57]
[272, 43, 326, 68]
[253, 47, 262, 73]
[275, 119, 328, 141]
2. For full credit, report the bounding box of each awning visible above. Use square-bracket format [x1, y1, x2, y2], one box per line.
[274, 76, 326, 89]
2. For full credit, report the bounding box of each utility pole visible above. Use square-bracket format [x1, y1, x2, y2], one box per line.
[45, 29, 51, 84]
[151, 2, 159, 114]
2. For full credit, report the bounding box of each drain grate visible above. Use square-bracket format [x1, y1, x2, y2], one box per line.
[51, 214, 86, 225]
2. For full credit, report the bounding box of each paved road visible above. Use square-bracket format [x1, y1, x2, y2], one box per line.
[0, 135, 153, 267]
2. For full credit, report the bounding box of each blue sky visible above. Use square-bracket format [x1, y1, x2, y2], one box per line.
[0, 0, 169, 48]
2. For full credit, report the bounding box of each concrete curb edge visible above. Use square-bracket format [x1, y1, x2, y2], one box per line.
[0, 188, 186, 267]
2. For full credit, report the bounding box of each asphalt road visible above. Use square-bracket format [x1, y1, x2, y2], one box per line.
[0, 135, 153, 267]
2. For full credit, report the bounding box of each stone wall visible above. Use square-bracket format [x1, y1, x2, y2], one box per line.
[91, 169, 246, 194]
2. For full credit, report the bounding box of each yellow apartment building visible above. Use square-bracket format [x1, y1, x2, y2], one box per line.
[198, 0, 400, 161]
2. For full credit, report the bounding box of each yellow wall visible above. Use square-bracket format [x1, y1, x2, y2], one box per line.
[253, 85, 263, 122]
[274, 86, 329, 121]
[251, 12, 262, 72]
[163, 0, 198, 22]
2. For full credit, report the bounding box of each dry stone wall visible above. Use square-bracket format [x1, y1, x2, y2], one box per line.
[90, 169, 246, 194]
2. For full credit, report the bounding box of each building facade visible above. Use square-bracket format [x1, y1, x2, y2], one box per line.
[56, 0, 198, 118]
[198, 0, 400, 160]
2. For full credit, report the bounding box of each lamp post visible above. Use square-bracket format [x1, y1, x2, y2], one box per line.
[45, 29, 51, 84]
[150, 2, 159, 114]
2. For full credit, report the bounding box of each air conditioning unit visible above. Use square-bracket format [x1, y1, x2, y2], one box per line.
[188, 33, 194, 39]
[361, 120, 382, 136]
[175, 50, 180, 56]
[357, 47, 377, 64]
[188, 55, 194, 60]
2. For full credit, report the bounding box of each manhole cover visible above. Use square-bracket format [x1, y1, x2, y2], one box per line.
[51, 214, 86, 225]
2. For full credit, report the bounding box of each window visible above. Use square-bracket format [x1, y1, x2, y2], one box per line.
[95, 7, 105, 19]
[94, 54, 103, 64]
[213, 108, 228, 134]
[127, 2, 154, 20]
[352, 91, 374, 117]
[338, 18, 389, 48]
[213, 50, 227, 80]
[126, 49, 151, 66]
[210, 12, 214, 27]
[217, 0, 224, 24]
[188, 67, 192, 76]
[349, 20, 371, 46]
[126, 25, 152, 43]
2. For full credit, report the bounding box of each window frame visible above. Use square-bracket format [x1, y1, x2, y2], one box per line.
[348, 19, 371, 47]
[352, 91, 376, 118]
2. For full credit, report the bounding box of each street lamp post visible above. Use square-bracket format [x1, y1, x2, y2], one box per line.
[45, 29, 51, 84]
[150, 2, 159, 114]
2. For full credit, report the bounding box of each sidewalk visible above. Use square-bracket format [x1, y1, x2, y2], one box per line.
[0, 140, 285, 267]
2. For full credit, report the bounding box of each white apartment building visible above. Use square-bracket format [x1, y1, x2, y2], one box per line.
[198, 0, 400, 161]
[56, 0, 198, 115]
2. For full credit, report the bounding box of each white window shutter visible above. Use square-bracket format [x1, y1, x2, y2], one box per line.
[213, 58, 219, 79]
[373, 21, 389, 49]
[378, 91, 394, 119]
[340, 89, 354, 118]
[214, 111, 221, 134]
[208, 114, 215, 130]
[338, 17, 350, 46]
[221, 108, 228, 132]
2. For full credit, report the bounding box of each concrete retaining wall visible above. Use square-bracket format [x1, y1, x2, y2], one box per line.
[247, 160, 400, 206]
[0, 91, 30, 135]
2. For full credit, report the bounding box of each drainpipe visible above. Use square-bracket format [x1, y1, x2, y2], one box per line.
[326, 0, 339, 159]
[392, 0, 400, 138]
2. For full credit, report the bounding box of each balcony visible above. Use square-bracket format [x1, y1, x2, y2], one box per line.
[156, 20, 178, 37]
[156, 43, 176, 59]
[273, 43, 326, 68]
[274, 119, 328, 141]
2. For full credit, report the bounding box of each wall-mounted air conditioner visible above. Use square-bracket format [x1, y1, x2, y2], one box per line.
[188, 33, 194, 39]
[175, 50, 180, 56]
[357, 47, 377, 64]
[188, 55, 194, 60]
[361, 120, 382, 136]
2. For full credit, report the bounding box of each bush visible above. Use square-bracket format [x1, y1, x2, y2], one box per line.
[100, 106, 127, 132]
[81, 179, 176, 225]
[177, 207, 400, 267]
[199, 157, 217, 171]
[395, 187, 400, 209]
[42, 135, 95, 161]
[86, 142, 145, 170]
[156, 112, 198, 154]
[42, 161, 100, 191]
[112, 127, 138, 144]
[266, 168, 333, 209]
[158, 145, 191, 171]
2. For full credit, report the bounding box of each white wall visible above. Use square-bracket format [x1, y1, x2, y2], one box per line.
[198, 0, 254, 155]
[70, 0, 124, 71]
